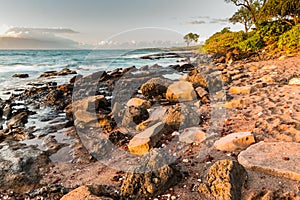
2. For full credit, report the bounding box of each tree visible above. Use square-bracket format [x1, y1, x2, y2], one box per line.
[260, 0, 300, 25]
[184, 33, 199, 46]
[230, 7, 254, 32]
[225, 0, 264, 27]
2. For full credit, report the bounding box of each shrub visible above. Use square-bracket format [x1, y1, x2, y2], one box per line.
[257, 20, 292, 45]
[237, 32, 265, 51]
[278, 24, 300, 52]
[204, 28, 246, 53]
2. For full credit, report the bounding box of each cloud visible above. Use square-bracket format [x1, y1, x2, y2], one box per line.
[188, 16, 229, 25]
[196, 16, 210, 19]
[2, 27, 78, 38]
[0, 27, 79, 49]
[96, 40, 185, 49]
[209, 18, 229, 24]
[189, 20, 206, 25]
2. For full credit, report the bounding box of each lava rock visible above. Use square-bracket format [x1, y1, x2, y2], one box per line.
[121, 149, 182, 199]
[199, 160, 247, 200]
[141, 78, 173, 99]
[12, 74, 29, 78]
[166, 81, 197, 103]
[0, 141, 50, 192]
[122, 105, 149, 128]
[6, 112, 28, 129]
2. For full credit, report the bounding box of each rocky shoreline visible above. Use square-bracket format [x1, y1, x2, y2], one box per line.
[0, 52, 300, 199]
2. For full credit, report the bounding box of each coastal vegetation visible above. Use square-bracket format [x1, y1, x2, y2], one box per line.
[183, 32, 200, 46]
[203, 0, 300, 54]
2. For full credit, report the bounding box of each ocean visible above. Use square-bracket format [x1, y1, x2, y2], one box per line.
[0, 49, 187, 99]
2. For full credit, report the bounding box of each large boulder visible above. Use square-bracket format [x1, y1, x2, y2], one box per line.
[166, 81, 197, 102]
[163, 104, 200, 130]
[0, 141, 50, 192]
[72, 95, 107, 113]
[74, 110, 98, 124]
[186, 72, 208, 89]
[126, 98, 151, 109]
[199, 160, 247, 200]
[128, 122, 164, 155]
[121, 149, 182, 199]
[238, 141, 300, 181]
[140, 77, 173, 99]
[122, 104, 149, 128]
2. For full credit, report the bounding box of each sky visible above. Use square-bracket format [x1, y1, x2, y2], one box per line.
[0, 0, 243, 49]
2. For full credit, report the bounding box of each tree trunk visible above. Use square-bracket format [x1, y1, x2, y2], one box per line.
[292, 15, 298, 25]
[244, 22, 249, 33]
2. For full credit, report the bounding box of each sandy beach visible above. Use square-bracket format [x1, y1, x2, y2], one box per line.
[0, 51, 299, 199]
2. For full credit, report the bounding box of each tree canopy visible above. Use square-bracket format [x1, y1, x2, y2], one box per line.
[183, 33, 199, 46]
[225, 0, 264, 27]
[259, 0, 300, 25]
[230, 7, 254, 32]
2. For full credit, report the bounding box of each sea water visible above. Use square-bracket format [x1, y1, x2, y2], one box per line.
[0, 49, 187, 99]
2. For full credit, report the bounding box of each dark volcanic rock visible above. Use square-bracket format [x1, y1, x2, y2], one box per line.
[163, 103, 200, 130]
[40, 68, 76, 77]
[172, 63, 195, 72]
[199, 160, 247, 200]
[3, 103, 12, 120]
[6, 112, 28, 129]
[122, 105, 149, 128]
[121, 149, 182, 199]
[0, 141, 50, 192]
[12, 74, 29, 78]
[140, 77, 173, 99]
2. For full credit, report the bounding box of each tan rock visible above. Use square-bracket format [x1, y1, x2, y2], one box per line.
[179, 127, 207, 144]
[163, 104, 199, 129]
[289, 78, 300, 85]
[249, 65, 259, 72]
[195, 87, 208, 98]
[140, 77, 172, 99]
[166, 81, 197, 102]
[278, 55, 287, 60]
[186, 73, 208, 89]
[178, 74, 189, 81]
[126, 98, 151, 109]
[128, 122, 164, 155]
[121, 149, 182, 199]
[229, 86, 252, 95]
[238, 141, 300, 181]
[225, 98, 247, 109]
[214, 132, 255, 151]
[72, 95, 107, 113]
[199, 160, 247, 200]
[61, 186, 103, 200]
[74, 110, 98, 123]
[261, 75, 275, 84]
[262, 65, 277, 70]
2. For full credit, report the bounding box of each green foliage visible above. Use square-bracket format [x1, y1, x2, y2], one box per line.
[230, 7, 253, 32]
[278, 24, 300, 52]
[236, 32, 265, 50]
[225, 0, 264, 27]
[184, 33, 200, 46]
[204, 28, 246, 53]
[260, 0, 300, 25]
[257, 20, 292, 44]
